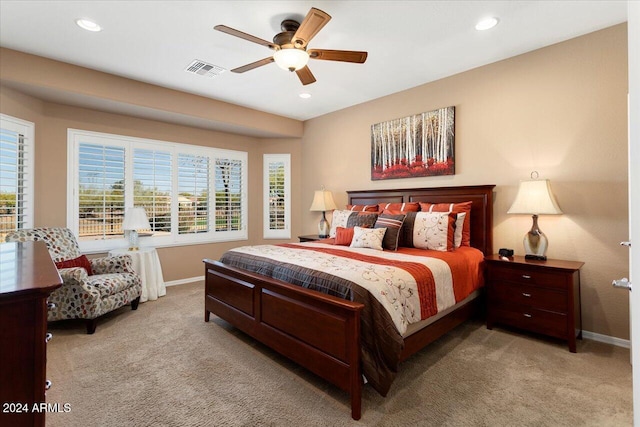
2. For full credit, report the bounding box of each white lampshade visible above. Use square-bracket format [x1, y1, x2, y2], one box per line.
[507, 179, 562, 215]
[122, 207, 151, 230]
[273, 48, 310, 71]
[309, 190, 337, 212]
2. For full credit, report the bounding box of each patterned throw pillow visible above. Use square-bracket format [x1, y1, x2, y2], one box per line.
[329, 210, 355, 238]
[335, 227, 356, 246]
[374, 213, 406, 251]
[419, 201, 472, 246]
[350, 226, 387, 251]
[55, 254, 94, 275]
[399, 211, 418, 247]
[346, 212, 378, 229]
[412, 212, 456, 251]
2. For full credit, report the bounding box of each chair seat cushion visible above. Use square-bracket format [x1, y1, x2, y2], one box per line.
[85, 273, 140, 298]
[55, 255, 94, 275]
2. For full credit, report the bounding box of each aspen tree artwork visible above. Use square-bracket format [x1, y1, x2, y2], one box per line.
[371, 106, 455, 180]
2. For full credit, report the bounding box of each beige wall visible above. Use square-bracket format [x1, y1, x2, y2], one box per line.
[301, 24, 629, 339]
[0, 24, 630, 339]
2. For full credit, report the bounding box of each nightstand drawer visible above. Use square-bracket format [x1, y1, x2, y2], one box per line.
[492, 305, 568, 339]
[489, 266, 567, 290]
[491, 282, 567, 313]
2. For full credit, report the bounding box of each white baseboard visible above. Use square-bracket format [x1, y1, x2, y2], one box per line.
[583, 330, 630, 349]
[164, 276, 204, 287]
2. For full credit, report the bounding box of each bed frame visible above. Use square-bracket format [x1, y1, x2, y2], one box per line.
[204, 185, 494, 420]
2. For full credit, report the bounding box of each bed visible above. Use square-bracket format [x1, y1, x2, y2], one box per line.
[203, 185, 494, 420]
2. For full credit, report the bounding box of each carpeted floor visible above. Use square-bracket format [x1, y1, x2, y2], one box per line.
[45, 281, 632, 426]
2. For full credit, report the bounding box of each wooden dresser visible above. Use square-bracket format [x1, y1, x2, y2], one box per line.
[0, 241, 62, 427]
[485, 254, 584, 352]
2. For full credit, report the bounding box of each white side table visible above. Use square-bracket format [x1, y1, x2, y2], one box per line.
[108, 247, 166, 303]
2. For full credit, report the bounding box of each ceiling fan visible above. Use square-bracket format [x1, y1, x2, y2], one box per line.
[214, 7, 368, 85]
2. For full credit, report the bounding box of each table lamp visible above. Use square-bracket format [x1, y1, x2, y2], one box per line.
[309, 188, 337, 238]
[122, 207, 151, 251]
[507, 173, 562, 260]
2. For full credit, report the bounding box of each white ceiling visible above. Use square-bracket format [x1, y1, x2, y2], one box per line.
[0, 1, 628, 124]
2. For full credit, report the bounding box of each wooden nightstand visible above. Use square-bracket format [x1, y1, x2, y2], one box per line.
[298, 234, 322, 242]
[485, 255, 584, 352]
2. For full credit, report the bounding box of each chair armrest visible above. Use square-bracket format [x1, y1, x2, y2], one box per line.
[58, 266, 89, 284]
[90, 254, 136, 275]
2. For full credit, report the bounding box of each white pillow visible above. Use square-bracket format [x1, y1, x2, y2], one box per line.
[350, 226, 387, 251]
[454, 212, 466, 248]
[329, 210, 355, 238]
[425, 204, 465, 248]
[413, 212, 454, 251]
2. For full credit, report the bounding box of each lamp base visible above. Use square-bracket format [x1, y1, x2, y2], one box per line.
[127, 230, 140, 251]
[523, 214, 548, 260]
[318, 211, 330, 238]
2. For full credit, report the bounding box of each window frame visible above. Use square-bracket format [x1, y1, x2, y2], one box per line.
[263, 153, 291, 239]
[67, 129, 248, 252]
[0, 114, 35, 239]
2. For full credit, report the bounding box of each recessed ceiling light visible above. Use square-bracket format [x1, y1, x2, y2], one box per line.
[76, 18, 102, 32]
[475, 17, 499, 31]
[299, 93, 311, 99]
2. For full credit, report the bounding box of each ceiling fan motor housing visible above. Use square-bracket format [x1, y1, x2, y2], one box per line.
[273, 19, 302, 48]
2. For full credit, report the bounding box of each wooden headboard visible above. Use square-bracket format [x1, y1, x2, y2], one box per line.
[347, 185, 495, 255]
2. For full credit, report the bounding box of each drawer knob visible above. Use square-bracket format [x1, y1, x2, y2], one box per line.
[45, 380, 52, 391]
[522, 275, 532, 279]
[523, 313, 532, 318]
[45, 332, 53, 343]
[522, 292, 531, 297]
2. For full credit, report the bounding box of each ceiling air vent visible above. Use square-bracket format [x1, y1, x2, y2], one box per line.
[184, 60, 226, 78]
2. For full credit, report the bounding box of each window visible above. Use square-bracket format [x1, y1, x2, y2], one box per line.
[134, 148, 172, 234]
[0, 114, 34, 241]
[263, 154, 290, 239]
[67, 129, 247, 252]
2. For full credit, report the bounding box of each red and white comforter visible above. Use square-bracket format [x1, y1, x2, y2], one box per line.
[226, 242, 484, 335]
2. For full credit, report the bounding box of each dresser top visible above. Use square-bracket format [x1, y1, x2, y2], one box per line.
[0, 241, 62, 297]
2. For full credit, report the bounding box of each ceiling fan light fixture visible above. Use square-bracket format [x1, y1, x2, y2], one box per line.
[273, 48, 309, 72]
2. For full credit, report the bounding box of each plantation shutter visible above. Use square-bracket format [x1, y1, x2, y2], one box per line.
[68, 129, 248, 250]
[215, 158, 243, 232]
[263, 154, 290, 239]
[177, 153, 209, 234]
[77, 143, 126, 240]
[0, 120, 32, 239]
[133, 148, 172, 233]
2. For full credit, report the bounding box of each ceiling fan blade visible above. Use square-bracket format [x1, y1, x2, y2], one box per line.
[291, 8, 331, 49]
[308, 49, 368, 63]
[214, 25, 276, 49]
[296, 66, 317, 85]
[231, 57, 274, 73]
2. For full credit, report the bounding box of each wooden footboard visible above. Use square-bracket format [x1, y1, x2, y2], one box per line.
[204, 259, 365, 420]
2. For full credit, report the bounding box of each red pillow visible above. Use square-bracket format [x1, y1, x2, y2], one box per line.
[419, 201, 472, 246]
[346, 204, 379, 212]
[335, 227, 356, 246]
[378, 202, 420, 212]
[55, 255, 93, 275]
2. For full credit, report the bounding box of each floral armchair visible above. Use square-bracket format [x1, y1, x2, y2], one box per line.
[5, 227, 142, 334]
